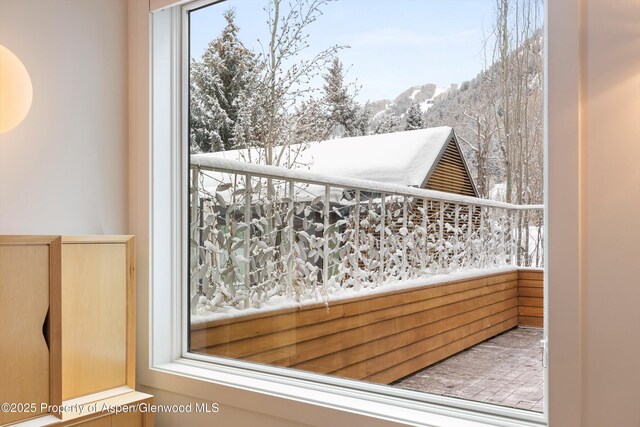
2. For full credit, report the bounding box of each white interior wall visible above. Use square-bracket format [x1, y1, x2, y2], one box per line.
[580, 0, 640, 424]
[0, 0, 128, 234]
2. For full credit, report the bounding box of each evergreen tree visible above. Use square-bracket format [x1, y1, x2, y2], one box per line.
[293, 99, 331, 146]
[190, 62, 229, 153]
[404, 101, 425, 131]
[354, 102, 372, 137]
[374, 112, 401, 134]
[190, 9, 258, 152]
[232, 86, 267, 156]
[322, 57, 363, 138]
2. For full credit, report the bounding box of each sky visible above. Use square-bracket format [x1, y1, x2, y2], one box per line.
[190, 0, 499, 103]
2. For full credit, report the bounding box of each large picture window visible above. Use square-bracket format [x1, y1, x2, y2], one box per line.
[186, 0, 545, 416]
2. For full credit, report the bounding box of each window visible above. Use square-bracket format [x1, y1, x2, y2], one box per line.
[140, 0, 583, 425]
[184, 0, 546, 420]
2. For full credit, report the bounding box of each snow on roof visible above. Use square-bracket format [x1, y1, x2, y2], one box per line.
[192, 127, 454, 188]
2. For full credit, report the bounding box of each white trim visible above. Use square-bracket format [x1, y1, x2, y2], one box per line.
[176, 354, 545, 425]
[183, 0, 228, 12]
[150, 6, 177, 367]
[180, 0, 192, 363]
[149, 360, 545, 427]
[542, 0, 550, 422]
[150, 0, 194, 13]
[141, 1, 552, 426]
[546, 0, 581, 425]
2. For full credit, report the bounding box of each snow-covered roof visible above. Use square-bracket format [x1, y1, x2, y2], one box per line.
[192, 126, 455, 188]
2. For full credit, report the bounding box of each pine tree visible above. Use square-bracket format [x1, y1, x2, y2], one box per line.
[190, 62, 229, 153]
[354, 102, 372, 137]
[190, 9, 258, 152]
[293, 99, 331, 146]
[322, 57, 363, 138]
[404, 101, 425, 131]
[232, 87, 267, 156]
[374, 112, 401, 134]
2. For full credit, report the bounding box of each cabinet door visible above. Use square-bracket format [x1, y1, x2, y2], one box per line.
[61, 239, 132, 400]
[0, 243, 51, 424]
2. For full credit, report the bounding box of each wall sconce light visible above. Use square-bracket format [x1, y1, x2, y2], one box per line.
[0, 44, 33, 134]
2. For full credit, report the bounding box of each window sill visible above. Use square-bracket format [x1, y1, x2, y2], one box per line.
[140, 358, 546, 427]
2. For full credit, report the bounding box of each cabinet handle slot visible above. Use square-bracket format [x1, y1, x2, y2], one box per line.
[42, 308, 50, 351]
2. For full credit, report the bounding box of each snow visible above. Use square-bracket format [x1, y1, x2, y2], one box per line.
[372, 103, 390, 119]
[433, 86, 447, 98]
[420, 86, 448, 111]
[190, 266, 520, 324]
[489, 182, 507, 202]
[194, 126, 453, 188]
[191, 150, 527, 210]
[525, 225, 544, 266]
[191, 127, 455, 204]
[409, 87, 421, 100]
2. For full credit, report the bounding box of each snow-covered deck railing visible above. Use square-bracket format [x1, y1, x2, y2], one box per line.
[192, 156, 543, 210]
[189, 157, 543, 314]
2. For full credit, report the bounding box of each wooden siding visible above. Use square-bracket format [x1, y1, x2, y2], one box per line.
[425, 138, 477, 197]
[191, 270, 526, 384]
[518, 269, 544, 327]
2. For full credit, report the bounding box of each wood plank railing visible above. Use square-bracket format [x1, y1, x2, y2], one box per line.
[518, 269, 544, 327]
[191, 268, 543, 384]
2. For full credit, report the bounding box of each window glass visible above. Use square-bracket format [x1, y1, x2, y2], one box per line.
[187, 0, 544, 413]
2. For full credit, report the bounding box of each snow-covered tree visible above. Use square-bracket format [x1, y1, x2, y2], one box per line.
[458, 73, 499, 198]
[354, 102, 372, 136]
[374, 112, 401, 134]
[190, 62, 229, 153]
[404, 101, 425, 131]
[293, 99, 332, 145]
[322, 57, 364, 138]
[231, 87, 267, 160]
[251, 0, 342, 166]
[482, 0, 543, 206]
[489, 0, 543, 264]
[190, 9, 258, 153]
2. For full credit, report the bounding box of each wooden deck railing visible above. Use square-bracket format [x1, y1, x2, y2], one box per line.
[190, 268, 544, 384]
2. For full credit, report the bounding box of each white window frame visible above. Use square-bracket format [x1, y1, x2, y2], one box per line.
[136, 0, 582, 425]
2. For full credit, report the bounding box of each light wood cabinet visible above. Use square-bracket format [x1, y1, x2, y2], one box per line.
[61, 237, 135, 400]
[110, 411, 143, 427]
[0, 237, 61, 425]
[0, 236, 152, 427]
